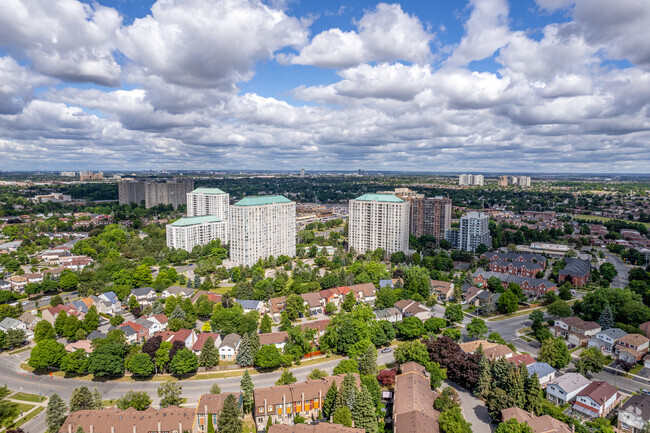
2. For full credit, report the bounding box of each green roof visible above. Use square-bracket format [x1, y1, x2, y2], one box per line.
[354, 193, 404, 203]
[234, 195, 293, 206]
[170, 215, 222, 226]
[191, 187, 226, 194]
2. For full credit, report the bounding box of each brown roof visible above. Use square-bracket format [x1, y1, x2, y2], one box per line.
[617, 333, 650, 347]
[191, 290, 223, 304]
[640, 321, 650, 338]
[404, 302, 429, 316]
[350, 283, 375, 298]
[458, 340, 497, 353]
[300, 319, 330, 333]
[192, 332, 220, 351]
[577, 381, 618, 405]
[508, 354, 536, 367]
[501, 407, 572, 433]
[269, 296, 287, 314]
[259, 331, 289, 346]
[301, 292, 322, 307]
[59, 406, 195, 433]
[394, 299, 414, 311]
[483, 345, 514, 361]
[394, 364, 439, 433]
[197, 393, 241, 414]
[463, 286, 483, 300]
[431, 280, 453, 295]
[400, 361, 427, 375]
[268, 424, 364, 433]
[254, 374, 359, 408]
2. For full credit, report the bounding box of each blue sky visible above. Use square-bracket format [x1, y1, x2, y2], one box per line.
[0, 0, 649, 172]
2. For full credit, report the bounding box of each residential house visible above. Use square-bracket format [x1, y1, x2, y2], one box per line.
[134, 317, 161, 335]
[473, 270, 557, 298]
[98, 291, 121, 313]
[219, 333, 241, 361]
[64, 340, 93, 353]
[616, 334, 650, 363]
[147, 314, 169, 331]
[379, 279, 400, 289]
[0, 317, 27, 333]
[394, 299, 432, 321]
[588, 328, 628, 353]
[59, 406, 196, 433]
[459, 339, 514, 360]
[118, 324, 138, 344]
[640, 321, 650, 339]
[18, 311, 41, 330]
[527, 362, 556, 386]
[259, 332, 289, 350]
[394, 362, 440, 433]
[191, 290, 223, 304]
[70, 300, 89, 315]
[462, 285, 485, 306]
[476, 291, 501, 312]
[300, 292, 322, 314]
[350, 283, 376, 305]
[42, 304, 82, 325]
[0, 279, 10, 291]
[299, 319, 330, 342]
[268, 425, 364, 433]
[558, 258, 591, 287]
[551, 317, 601, 347]
[130, 287, 157, 305]
[253, 374, 359, 430]
[87, 330, 106, 340]
[546, 373, 591, 406]
[162, 285, 194, 299]
[431, 280, 454, 301]
[157, 328, 198, 350]
[507, 354, 535, 367]
[374, 307, 403, 322]
[481, 251, 547, 269]
[318, 288, 341, 306]
[488, 260, 543, 278]
[501, 407, 571, 433]
[267, 296, 287, 318]
[236, 299, 264, 314]
[191, 332, 221, 356]
[194, 393, 242, 433]
[573, 381, 619, 419]
[617, 394, 650, 433]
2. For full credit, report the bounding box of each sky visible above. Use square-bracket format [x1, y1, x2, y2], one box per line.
[0, 0, 649, 173]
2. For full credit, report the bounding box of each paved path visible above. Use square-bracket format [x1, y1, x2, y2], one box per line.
[441, 382, 493, 433]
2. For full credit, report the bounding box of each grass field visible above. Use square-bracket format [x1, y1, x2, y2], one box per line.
[10, 392, 46, 403]
[14, 403, 36, 414]
[11, 406, 44, 430]
[571, 214, 650, 229]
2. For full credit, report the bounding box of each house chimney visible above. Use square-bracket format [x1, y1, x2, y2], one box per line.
[179, 421, 182, 433]
[90, 425, 94, 433]
[158, 421, 161, 433]
[111, 426, 115, 433]
[68, 425, 72, 433]
[133, 424, 137, 433]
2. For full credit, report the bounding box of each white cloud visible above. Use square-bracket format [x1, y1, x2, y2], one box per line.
[119, 0, 308, 89]
[0, 0, 122, 86]
[284, 3, 433, 68]
[0, 56, 55, 114]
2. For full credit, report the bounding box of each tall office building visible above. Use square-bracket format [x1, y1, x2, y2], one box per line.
[394, 190, 451, 240]
[498, 175, 509, 187]
[186, 188, 229, 219]
[229, 195, 296, 266]
[348, 193, 410, 255]
[120, 180, 195, 208]
[458, 212, 491, 252]
[166, 216, 228, 252]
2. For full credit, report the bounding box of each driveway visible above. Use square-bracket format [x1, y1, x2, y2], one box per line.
[441, 381, 493, 433]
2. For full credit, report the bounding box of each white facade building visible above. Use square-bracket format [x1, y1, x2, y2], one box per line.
[458, 174, 484, 186]
[166, 216, 228, 252]
[348, 193, 410, 255]
[229, 195, 296, 266]
[459, 211, 491, 252]
[186, 188, 229, 218]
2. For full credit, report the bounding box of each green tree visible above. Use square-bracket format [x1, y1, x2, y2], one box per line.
[523, 373, 543, 415]
[375, 287, 398, 309]
[158, 381, 182, 408]
[217, 394, 242, 433]
[59, 273, 79, 291]
[323, 383, 338, 419]
[132, 264, 153, 287]
[498, 290, 519, 315]
[285, 294, 306, 321]
[495, 418, 533, 433]
[254, 345, 281, 369]
[109, 315, 124, 327]
[466, 318, 488, 340]
[576, 347, 606, 374]
[54, 311, 68, 335]
[259, 314, 272, 333]
[169, 348, 198, 374]
[439, 406, 472, 433]
[29, 339, 66, 369]
[424, 317, 448, 334]
[241, 370, 254, 413]
[396, 316, 426, 339]
[547, 300, 572, 318]
[128, 353, 154, 376]
[442, 328, 462, 342]
[198, 337, 219, 368]
[597, 305, 615, 330]
[394, 340, 429, 366]
[444, 304, 463, 323]
[404, 266, 432, 299]
[45, 394, 67, 433]
[352, 386, 378, 433]
[210, 383, 221, 394]
[82, 306, 99, 333]
[69, 387, 95, 412]
[333, 359, 359, 375]
[61, 349, 89, 374]
[332, 407, 352, 427]
[34, 320, 56, 343]
[538, 338, 571, 369]
[358, 344, 378, 376]
[236, 333, 254, 368]
[342, 292, 356, 312]
[476, 355, 492, 398]
[116, 391, 152, 411]
[308, 369, 328, 380]
[275, 368, 297, 385]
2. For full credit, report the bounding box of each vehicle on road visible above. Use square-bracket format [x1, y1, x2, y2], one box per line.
[381, 347, 393, 353]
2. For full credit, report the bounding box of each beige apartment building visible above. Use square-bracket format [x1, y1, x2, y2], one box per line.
[348, 193, 410, 255]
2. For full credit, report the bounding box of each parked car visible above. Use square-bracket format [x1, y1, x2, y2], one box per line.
[381, 347, 393, 353]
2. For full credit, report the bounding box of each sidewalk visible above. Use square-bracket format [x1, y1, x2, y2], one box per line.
[0, 396, 48, 433]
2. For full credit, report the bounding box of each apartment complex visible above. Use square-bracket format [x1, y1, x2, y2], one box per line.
[166, 215, 228, 251]
[186, 187, 229, 219]
[59, 406, 195, 433]
[449, 212, 491, 252]
[401, 193, 451, 240]
[79, 171, 103, 181]
[119, 180, 195, 208]
[498, 175, 531, 187]
[229, 195, 296, 266]
[348, 193, 410, 255]
[458, 174, 484, 186]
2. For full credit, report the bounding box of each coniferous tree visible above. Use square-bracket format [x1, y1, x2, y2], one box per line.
[338, 373, 357, 411]
[92, 388, 103, 409]
[524, 373, 543, 415]
[476, 355, 492, 398]
[597, 304, 615, 330]
[210, 384, 222, 394]
[69, 387, 95, 412]
[236, 334, 253, 367]
[46, 394, 68, 433]
[217, 394, 242, 433]
[323, 383, 338, 419]
[241, 370, 254, 414]
[358, 344, 377, 376]
[198, 337, 219, 368]
[352, 386, 378, 433]
[260, 315, 272, 333]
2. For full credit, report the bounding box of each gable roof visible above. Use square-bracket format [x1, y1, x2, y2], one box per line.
[197, 393, 241, 414]
[259, 331, 289, 346]
[618, 333, 650, 347]
[639, 321, 650, 338]
[219, 333, 241, 349]
[577, 381, 618, 405]
[301, 292, 322, 307]
[350, 283, 376, 298]
[236, 299, 262, 310]
[59, 406, 195, 433]
[131, 287, 155, 297]
[501, 407, 571, 433]
[528, 362, 556, 378]
[192, 332, 220, 352]
[164, 285, 194, 296]
[619, 394, 650, 421]
[559, 258, 591, 278]
[507, 354, 536, 367]
[597, 328, 627, 340]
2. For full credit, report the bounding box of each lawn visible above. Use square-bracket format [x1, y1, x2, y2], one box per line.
[571, 214, 650, 229]
[11, 406, 44, 430]
[629, 364, 643, 375]
[14, 403, 36, 414]
[10, 392, 46, 403]
[8, 347, 31, 355]
[211, 286, 231, 295]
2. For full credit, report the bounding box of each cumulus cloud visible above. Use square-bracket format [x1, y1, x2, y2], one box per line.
[0, 56, 55, 114]
[0, 0, 122, 86]
[283, 3, 433, 68]
[118, 0, 308, 89]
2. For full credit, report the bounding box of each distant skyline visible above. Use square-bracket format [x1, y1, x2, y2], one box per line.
[1, 0, 649, 173]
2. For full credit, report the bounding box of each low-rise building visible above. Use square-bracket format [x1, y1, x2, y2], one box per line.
[551, 317, 601, 347]
[431, 280, 454, 300]
[616, 334, 650, 363]
[473, 270, 556, 298]
[350, 283, 376, 305]
[59, 406, 195, 433]
[300, 292, 322, 314]
[130, 287, 157, 305]
[501, 407, 571, 433]
[268, 425, 364, 433]
[194, 393, 242, 433]
[527, 362, 556, 386]
[558, 258, 591, 287]
[394, 362, 440, 433]
[259, 331, 289, 350]
[394, 299, 432, 321]
[617, 394, 650, 433]
[191, 332, 221, 356]
[162, 285, 194, 298]
[572, 381, 619, 419]
[546, 373, 591, 406]
[219, 333, 241, 361]
[374, 307, 403, 322]
[588, 328, 627, 352]
[236, 299, 264, 314]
